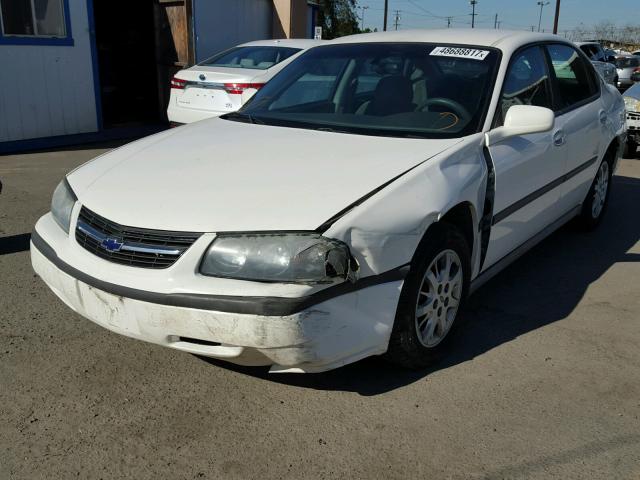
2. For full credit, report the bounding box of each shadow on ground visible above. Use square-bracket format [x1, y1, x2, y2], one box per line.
[199, 175, 640, 395]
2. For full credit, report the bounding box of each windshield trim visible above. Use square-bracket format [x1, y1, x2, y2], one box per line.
[224, 42, 502, 139]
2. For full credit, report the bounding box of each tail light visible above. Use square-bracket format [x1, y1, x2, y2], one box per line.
[170, 77, 187, 90]
[223, 83, 265, 95]
[633, 67, 640, 73]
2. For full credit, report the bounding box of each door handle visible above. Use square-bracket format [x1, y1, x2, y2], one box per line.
[552, 129, 566, 146]
[599, 110, 608, 125]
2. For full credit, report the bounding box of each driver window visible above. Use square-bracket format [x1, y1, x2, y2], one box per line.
[497, 46, 553, 126]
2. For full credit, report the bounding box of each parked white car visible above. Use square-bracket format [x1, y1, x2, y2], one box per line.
[167, 39, 323, 125]
[32, 30, 625, 373]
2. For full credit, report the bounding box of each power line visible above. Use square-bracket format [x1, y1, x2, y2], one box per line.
[359, 5, 369, 30]
[552, 0, 561, 34]
[537, 1, 550, 32]
[383, 0, 389, 31]
[393, 10, 401, 31]
[470, 0, 478, 29]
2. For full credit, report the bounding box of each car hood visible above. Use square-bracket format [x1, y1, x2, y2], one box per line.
[68, 119, 460, 232]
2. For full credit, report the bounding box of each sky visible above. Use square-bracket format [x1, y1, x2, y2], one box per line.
[355, 0, 639, 34]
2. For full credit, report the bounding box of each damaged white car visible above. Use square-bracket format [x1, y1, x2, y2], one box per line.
[32, 30, 626, 373]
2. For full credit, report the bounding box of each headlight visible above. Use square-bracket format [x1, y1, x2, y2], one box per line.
[51, 179, 77, 233]
[200, 233, 357, 283]
[624, 96, 640, 113]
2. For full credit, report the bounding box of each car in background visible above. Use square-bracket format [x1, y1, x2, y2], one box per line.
[167, 39, 323, 125]
[633, 50, 640, 57]
[575, 41, 618, 85]
[623, 82, 640, 157]
[615, 54, 640, 91]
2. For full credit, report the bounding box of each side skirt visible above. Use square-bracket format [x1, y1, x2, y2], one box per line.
[469, 205, 581, 294]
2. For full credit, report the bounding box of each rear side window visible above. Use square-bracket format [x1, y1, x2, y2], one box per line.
[546, 44, 597, 111]
[616, 57, 640, 69]
[497, 46, 552, 126]
[199, 46, 301, 70]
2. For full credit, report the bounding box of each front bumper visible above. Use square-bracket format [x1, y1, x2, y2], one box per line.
[31, 215, 404, 373]
[627, 112, 640, 143]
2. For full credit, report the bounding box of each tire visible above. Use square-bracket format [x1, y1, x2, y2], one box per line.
[386, 223, 471, 369]
[576, 157, 612, 230]
[624, 140, 637, 158]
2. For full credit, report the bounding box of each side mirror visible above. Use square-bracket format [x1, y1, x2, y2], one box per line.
[485, 105, 555, 147]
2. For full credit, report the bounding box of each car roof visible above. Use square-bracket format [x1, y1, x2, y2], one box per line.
[238, 39, 325, 49]
[322, 29, 573, 60]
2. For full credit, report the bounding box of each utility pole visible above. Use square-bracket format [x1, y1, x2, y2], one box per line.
[531, 25, 535, 32]
[359, 5, 369, 31]
[494, 13, 498, 29]
[383, 0, 389, 31]
[446, 16, 452, 28]
[470, 0, 478, 29]
[393, 10, 401, 31]
[537, 1, 550, 32]
[552, 0, 561, 34]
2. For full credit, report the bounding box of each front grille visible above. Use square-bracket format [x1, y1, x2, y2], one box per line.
[75, 206, 202, 269]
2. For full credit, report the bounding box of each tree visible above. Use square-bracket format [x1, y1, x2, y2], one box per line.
[318, 0, 360, 39]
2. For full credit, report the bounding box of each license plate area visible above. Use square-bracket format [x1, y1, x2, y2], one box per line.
[178, 87, 218, 106]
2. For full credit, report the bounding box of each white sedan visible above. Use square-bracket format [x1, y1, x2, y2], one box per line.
[32, 30, 626, 373]
[167, 39, 323, 125]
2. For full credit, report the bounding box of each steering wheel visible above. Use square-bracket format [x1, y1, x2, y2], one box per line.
[419, 98, 472, 123]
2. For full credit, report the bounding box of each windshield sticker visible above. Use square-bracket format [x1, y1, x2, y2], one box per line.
[430, 47, 489, 61]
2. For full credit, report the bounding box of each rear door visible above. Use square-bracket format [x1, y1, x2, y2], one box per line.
[483, 45, 567, 270]
[545, 44, 603, 209]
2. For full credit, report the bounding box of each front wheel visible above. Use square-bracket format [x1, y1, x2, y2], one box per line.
[576, 158, 612, 230]
[386, 223, 470, 369]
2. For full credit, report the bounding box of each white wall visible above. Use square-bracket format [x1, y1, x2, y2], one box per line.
[194, 0, 273, 62]
[0, 0, 98, 143]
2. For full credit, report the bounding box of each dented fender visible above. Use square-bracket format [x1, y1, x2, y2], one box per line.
[325, 134, 489, 279]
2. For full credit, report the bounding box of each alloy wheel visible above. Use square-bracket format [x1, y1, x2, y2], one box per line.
[592, 161, 609, 219]
[414, 249, 463, 348]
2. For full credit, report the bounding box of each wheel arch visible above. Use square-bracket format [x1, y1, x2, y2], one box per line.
[410, 201, 479, 269]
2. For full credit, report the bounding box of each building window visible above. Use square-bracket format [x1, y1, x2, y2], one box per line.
[0, 0, 72, 45]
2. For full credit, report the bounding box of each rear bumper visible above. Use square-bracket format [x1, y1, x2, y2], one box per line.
[31, 219, 404, 373]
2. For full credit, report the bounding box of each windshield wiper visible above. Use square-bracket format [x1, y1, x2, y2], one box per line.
[221, 111, 265, 125]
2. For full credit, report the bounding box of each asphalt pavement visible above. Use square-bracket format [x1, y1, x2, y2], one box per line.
[1, 144, 639, 479]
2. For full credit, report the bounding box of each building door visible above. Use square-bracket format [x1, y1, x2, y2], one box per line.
[153, 0, 193, 120]
[91, 0, 192, 128]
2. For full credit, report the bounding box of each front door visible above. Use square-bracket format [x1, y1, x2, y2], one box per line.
[483, 45, 568, 270]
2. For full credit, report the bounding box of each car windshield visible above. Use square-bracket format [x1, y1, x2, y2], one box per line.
[615, 57, 640, 69]
[227, 43, 500, 139]
[198, 46, 301, 70]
